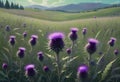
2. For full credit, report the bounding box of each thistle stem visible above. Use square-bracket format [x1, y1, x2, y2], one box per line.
[56, 53, 61, 82]
[20, 60, 22, 82]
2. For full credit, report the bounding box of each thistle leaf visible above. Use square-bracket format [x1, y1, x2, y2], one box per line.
[101, 59, 117, 82]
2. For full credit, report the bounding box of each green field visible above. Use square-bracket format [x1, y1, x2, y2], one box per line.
[0, 7, 120, 82]
[0, 7, 120, 21]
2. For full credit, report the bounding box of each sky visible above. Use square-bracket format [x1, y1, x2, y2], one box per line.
[9, 0, 120, 7]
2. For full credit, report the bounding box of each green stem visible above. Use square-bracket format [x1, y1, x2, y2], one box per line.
[20, 60, 22, 82]
[56, 53, 61, 82]
[93, 46, 110, 79]
[70, 41, 75, 58]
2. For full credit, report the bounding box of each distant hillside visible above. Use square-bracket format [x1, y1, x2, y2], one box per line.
[48, 3, 109, 12]
[0, 7, 120, 21]
[27, 3, 110, 12]
[27, 5, 48, 10]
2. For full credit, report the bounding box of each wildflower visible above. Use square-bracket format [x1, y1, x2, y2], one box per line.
[17, 47, 26, 58]
[82, 28, 87, 35]
[43, 66, 49, 72]
[77, 65, 88, 79]
[2, 63, 8, 70]
[29, 35, 38, 46]
[114, 49, 119, 55]
[66, 48, 71, 55]
[90, 60, 96, 66]
[85, 38, 99, 55]
[22, 23, 26, 28]
[108, 37, 116, 47]
[25, 64, 36, 77]
[37, 52, 44, 61]
[9, 35, 16, 46]
[68, 28, 78, 41]
[48, 32, 64, 54]
[23, 32, 27, 38]
[5, 25, 10, 32]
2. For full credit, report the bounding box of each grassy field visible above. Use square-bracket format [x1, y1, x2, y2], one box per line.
[0, 7, 120, 21]
[0, 7, 120, 82]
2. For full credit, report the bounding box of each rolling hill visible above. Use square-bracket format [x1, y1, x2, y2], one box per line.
[27, 3, 110, 12]
[0, 7, 120, 21]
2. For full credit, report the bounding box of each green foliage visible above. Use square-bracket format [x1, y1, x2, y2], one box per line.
[101, 59, 117, 82]
[0, 8, 120, 82]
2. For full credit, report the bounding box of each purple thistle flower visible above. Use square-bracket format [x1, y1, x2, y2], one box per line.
[114, 49, 119, 55]
[2, 63, 8, 70]
[48, 32, 65, 54]
[17, 47, 26, 58]
[82, 28, 87, 35]
[25, 64, 36, 77]
[43, 66, 49, 72]
[108, 37, 116, 47]
[9, 35, 16, 46]
[66, 48, 71, 55]
[29, 35, 38, 46]
[5, 25, 10, 32]
[68, 28, 78, 41]
[37, 52, 44, 61]
[77, 65, 88, 79]
[23, 32, 27, 38]
[85, 38, 99, 55]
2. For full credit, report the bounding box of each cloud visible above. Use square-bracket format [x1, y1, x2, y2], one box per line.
[28, 0, 41, 5]
[41, 0, 49, 6]
[51, 0, 65, 6]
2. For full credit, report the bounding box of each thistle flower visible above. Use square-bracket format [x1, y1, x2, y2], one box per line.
[43, 66, 49, 72]
[108, 37, 116, 47]
[23, 32, 27, 38]
[5, 25, 10, 32]
[48, 32, 65, 54]
[17, 47, 26, 58]
[9, 35, 16, 46]
[85, 38, 99, 55]
[29, 35, 38, 46]
[2, 63, 8, 70]
[82, 28, 87, 35]
[68, 28, 78, 41]
[90, 60, 96, 66]
[66, 48, 71, 55]
[22, 23, 26, 28]
[114, 49, 119, 55]
[77, 65, 88, 79]
[25, 64, 36, 77]
[37, 52, 44, 61]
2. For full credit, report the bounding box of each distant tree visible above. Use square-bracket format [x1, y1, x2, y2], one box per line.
[0, 0, 4, 8]
[19, 5, 24, 10]
[5, 0, 10, 9]
[14, 4, 19, 9]
[10, 2, 14, 9]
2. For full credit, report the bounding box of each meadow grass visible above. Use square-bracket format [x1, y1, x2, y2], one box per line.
[0, 8, 120, 82]
[0, 7, 120, 21]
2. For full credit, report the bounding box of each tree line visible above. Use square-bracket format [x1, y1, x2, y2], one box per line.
[0, 0, 24, 10]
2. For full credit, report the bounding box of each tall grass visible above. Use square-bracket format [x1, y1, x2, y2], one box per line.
[0, 9, 120, 82]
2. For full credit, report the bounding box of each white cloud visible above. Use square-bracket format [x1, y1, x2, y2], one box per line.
[28, 0, 41, 5]
[51, 0, 65, 6]
[41, 0, 49, 6]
